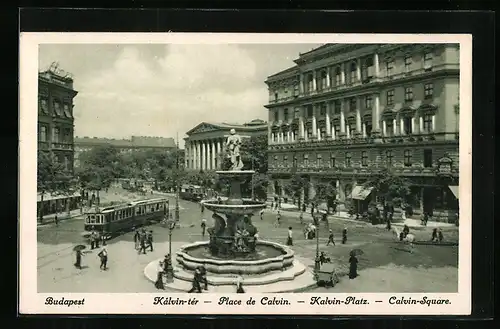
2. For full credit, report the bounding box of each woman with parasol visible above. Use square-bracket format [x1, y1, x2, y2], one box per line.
[349, 249, 363, 279]
[73, 244, 86, 269]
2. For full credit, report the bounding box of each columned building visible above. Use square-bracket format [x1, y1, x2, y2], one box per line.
[184, 119, 267, 171]
[265, 44, 460, 221]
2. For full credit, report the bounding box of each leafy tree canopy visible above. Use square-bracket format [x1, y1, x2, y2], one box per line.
[363, 168, 411, 206]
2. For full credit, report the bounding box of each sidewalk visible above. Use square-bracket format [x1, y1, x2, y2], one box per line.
[37, 209, 83, 226]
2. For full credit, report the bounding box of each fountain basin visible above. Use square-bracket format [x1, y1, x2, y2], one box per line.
[203, 199, 266, 216]
[176, 240, 295, 275]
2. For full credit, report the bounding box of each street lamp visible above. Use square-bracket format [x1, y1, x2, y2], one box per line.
[314, 215, 321, 274]
[165, 218, 176, 283]
[174, 132, 180, 227]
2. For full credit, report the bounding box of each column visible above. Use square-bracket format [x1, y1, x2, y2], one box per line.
[400, 117, 405, 135]
[217, 139, 222, 169]
[340, 63, 346, 84]
[419, 116, 424, 133]
[356, 58, 362, 81]
[431, 115, 436, 132]
[419, 187, 425, 214]
[340, 100, 346, 134]
[383, 121, 387, 136]
[393, 118, 398, 135]
[287, 130, 291, 143]
[332, 124, 336, 140]
[411, 117, 416, 134]
[299, 107, 305, 139]
[362, 123, 367, 138]
[299, 73, 304, 94]
[312, 105, 317, 138]
[202, 141, 207, 170]
[211, 140, 216, 170]
[372, 94, 381, 131]
[268, 125, 273, 144]
[356, 99, 362, 133]
[326, 67, 331, 88]
[185, 142, 190, 168]
[325, 103, 332, 138]
[312, 71, 317, 91]
[374, 53, 380, 77]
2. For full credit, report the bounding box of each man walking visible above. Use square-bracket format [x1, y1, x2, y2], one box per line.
[260, 209, 264, 221]
[342, 227, 347, 244]
[54, 214, 59, 227]
[134, 229, 140, 250]
[138, 229, 147, 254]
[286, 227, 293, 246]
[275, 210, 281, 227]
[201, 219, 207, 238]
[327, 229, 336, 246]
[98, 247, 108, 270]
[147, 230, 154, 252]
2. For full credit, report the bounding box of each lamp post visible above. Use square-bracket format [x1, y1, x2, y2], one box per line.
[314, 213, 321, 274]
[165, 218, 176, 283]
[174, 132, 180, 226]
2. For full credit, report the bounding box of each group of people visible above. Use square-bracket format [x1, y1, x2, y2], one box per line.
[431, 228, 444, 242]
[134, 228, 154, 254]
[74, 247, 108, 271]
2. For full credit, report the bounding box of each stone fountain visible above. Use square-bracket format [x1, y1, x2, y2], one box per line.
[144, 129, 315, 292]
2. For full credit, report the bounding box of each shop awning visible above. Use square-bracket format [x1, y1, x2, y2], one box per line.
[350, 186, 374, 200]
[448, 185, 459, 199]
[37, 192, 81, 202]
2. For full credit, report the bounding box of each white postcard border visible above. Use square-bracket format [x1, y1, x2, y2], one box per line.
[19, 33, 472, 315]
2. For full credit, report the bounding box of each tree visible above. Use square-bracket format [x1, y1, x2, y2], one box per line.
[284, 174, 308, 209]
[313, 181, 337, 213]
[76, 145, 122, 206]
[363, 168, 411, 208]
[251, 173, 269, 201]
[240, 135, 268, 173]
[37, 151, 75, 222]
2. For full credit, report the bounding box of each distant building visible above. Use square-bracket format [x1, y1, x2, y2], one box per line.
[38, 62, 78, 174]
[265, 43, 459, 221]
[184, 119, 267, 170]
[74, 136, 176, 167]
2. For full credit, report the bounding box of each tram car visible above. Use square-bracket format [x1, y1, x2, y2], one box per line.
[82, 198, 169, 239]
[179, 184, 205, 202]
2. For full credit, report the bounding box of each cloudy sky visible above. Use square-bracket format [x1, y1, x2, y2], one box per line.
[39, 43, 322, 147]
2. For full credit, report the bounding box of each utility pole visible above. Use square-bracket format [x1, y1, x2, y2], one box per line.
[175, 132, 180, 225]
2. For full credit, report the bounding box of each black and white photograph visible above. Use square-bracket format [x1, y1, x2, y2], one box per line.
[19, 33, 472, 315]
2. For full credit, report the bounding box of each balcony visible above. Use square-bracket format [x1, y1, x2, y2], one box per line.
[52, 142, 74, 150]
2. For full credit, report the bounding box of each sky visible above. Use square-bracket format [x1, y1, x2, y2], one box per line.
[39, 43, 322, 147]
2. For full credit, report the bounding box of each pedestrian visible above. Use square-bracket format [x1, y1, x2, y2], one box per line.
[342, 228, 347, 244]
[286, 226, 293, 246]
[332, 202, 337, 215]
[147, 230, 154, 251]
[386, 214, 392, 231]
[54, 214, 59, 227]
[138, 231, 147, 255]
[260, 209, 264, 220]
[275, 211, 281, 227]
[431, 228, 438, 242]
[201, 219, 207, 237]
[95, 231, 100, 248]
[302, 203, 306, 213]
[327, 229, 335, 246]
[348, 254, 358, 279]
[319, 251, 331, 265]
[438, 228, 444, 243]
[74, 249, 83, 269]
[299, 211, 304, 224]
[134, 229, 140, 250]
[322, 212, 328, 228]
[403, 224, 410, 238]
[270, 201, 274, 210]
[310, 204, 315, 218]
[201, 203, 205, 213]
[188, 268, 203, 293]
[101, 233, 107, 246]
[98, 247, 108, 270]
[90, 231, 96, 250]
[235, 276, 245, 293]
[155, 261, 165, 290]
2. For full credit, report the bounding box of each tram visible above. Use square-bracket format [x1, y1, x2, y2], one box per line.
[179, 184, 205, 202]
[83, 198, 169, 238]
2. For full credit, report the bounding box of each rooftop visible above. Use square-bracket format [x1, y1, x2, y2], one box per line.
[74, 136, 176, 148]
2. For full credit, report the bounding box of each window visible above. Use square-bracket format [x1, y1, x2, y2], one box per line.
[404, 87, 413, 102]
[274, 93, 278, 101]
[307, 106, 313, 118]
[424, 52, 433, 69]
[349, 97, 357, 112]
[423, 114, 433, 132]
[320, 103, 327, 116]
[386, 59, 394, 76]
[423, 149, 433, 168]
[274, 111, 279, 122]
[39, 125, 47, 142]
[335, 67, 342, 85]
[52, 127, 60, 143]
[345, 152, 352, 167]
[334, 100, 342, 114]
[306, 128, 312, 139]
[387, 90, 395, 106]
[303, 154, 309, 166]
[349, 123, 356, 137]
[307, 74, 314, 91]
[40, 98, 49, 114]
[64, 156, 70, 170]
[365, 123, 372, 137]
[330, 154, 336, 168]
[350, 62, 357, 82]
[424, 83, 434, 98]
[362, 57, 373, 79]
[404, 55, 412, 72]
[63, 103, 72, 118]
[334, 125, 340, 137]
[293, 156, 298, 167]
[294, 108, 301, 119]
[273, 155, 278, 163]
[320, 71, 328, 90]
[365, 96, 372, 108]
[53, 100, 62, 116]
[361, 151, 368, 166]
[386, 120, 394, 136]
[319, 126, 326, 139]
[316, 154, 322, 166]
[63, 128, 72, 143]
[283, 108, 289, 121]
[293, 84, 299, 96]
[404, 149, 412, 167]
[403, 117, 412, 134]
[284, 155, 289, 166]
[386, 150, 394, 166]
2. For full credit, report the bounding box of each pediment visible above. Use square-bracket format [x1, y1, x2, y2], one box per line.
[187, 122, 223, 135]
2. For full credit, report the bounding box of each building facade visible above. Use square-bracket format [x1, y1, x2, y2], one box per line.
[184, 119, 267, 171]
[38, 63, 78, 174]
[74, 136, 176, 167]
[265, 43, 460, 220]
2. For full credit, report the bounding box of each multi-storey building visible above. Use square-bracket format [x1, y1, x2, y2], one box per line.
[265, 44, 460, 220]
[38, 63, 78, 174]
[74, 136, 176, 167]
[184, 119, 267, 171]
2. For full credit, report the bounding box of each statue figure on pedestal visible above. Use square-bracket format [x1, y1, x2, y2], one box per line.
[226, 129, 244, 171]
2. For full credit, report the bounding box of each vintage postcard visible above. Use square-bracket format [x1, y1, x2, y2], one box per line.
[19, 33, 471, 315]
